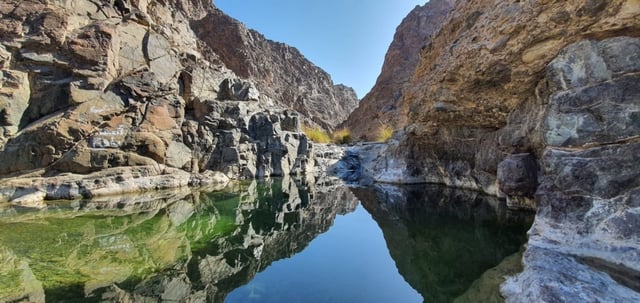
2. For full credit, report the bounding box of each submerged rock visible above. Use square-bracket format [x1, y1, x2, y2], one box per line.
[502, 247, 640, 303]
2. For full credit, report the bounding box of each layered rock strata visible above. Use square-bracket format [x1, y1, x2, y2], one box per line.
[0, 0, 357, 203]
[344, 1, 640, 301]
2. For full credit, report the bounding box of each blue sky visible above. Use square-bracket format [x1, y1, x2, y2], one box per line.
[215, 0, 427, 98]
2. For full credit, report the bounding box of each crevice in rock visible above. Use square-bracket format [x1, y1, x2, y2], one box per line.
[141, 29, 151, 67]
[578, 256, 640, 293]
[550, 135, 640, 152]
[87, 0, 113, 20]
[18, 69, 73, 130]
[583, 27, 640, 41]
[178, 71, 192, 104]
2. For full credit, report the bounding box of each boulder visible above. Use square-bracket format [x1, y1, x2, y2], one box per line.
[217, 78, 260, 101]
[497, 153, 538, 210]
[165, 141, 192, 169]
[0, 70, 30, 138]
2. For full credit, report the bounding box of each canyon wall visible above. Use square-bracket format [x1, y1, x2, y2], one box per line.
[342, 0, 454, 139]
[193, 9, 359, 130]
[347, 0, 640, 301]
[0, 0, 357, 203]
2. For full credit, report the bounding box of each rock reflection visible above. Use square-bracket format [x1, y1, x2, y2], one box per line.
[351, 184, 533, 303]
[0, 177, 358, 302]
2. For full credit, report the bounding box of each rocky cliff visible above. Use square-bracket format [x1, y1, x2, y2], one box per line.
[192, 9, 359, 130]
[342, 0, 454, 140]
[345, 0, 640, 301]
[0, 0, 357, 203]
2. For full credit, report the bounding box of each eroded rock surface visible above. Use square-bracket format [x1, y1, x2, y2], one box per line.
[0, 0, 357, 203]
[344, 1, 640, 302]
[193, 9, 359, 130]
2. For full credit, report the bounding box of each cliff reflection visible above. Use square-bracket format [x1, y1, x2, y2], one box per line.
[0, 177, 358, 302]
[351, 184, 533, 303]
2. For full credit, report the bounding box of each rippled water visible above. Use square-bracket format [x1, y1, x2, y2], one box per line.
[0, 179, 532, 302]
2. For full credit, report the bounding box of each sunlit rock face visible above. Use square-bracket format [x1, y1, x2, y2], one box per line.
[342, 0, 455, 140]
[193, 9, 359, 130]
[0, 0, 357, 202]
[0, 178, 359, 302]
[501, 37, 640, 303]
[341, 0, 640, 301]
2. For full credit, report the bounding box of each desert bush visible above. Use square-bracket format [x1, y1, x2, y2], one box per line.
[332, 128, 352, 144]
[376, 124, 394, 142]
[303, 125, 331, 143]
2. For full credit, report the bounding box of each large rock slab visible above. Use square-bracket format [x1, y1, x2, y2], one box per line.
[502, 37, 640, 302]
[502, 247, 640, 303]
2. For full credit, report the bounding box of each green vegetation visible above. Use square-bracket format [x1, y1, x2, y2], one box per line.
[376, 124, 394, 142]
[0, 192, 242, 301]
[179, 191, 240, 252]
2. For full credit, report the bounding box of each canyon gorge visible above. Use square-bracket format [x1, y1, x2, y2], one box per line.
[1, 0, 639, 302]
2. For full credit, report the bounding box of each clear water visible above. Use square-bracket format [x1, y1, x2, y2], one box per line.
[0, 179, 532, 303]
[226, 205, 423, 303]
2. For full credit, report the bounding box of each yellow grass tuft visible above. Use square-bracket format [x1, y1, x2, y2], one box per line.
[303, 125, 331, 143]
[331, 128, 352, 144]
[376, 124, 394, 142]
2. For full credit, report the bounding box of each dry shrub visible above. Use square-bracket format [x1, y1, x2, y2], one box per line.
[332, 128, 352, 144]
[303, 125, 331, 143]
[376, 124, 394, 142]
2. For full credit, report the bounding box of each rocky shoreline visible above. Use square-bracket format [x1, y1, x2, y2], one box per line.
[0, 141, 347, 209]
[1, 0, 639, 302]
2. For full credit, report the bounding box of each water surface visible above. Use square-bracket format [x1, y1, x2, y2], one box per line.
[0, 179, 532, 302]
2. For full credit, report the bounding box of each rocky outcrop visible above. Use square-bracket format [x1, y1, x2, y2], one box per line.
[342, 0, 454, 139]
[501, 37, 640, 302]
[343, 0, 640, 301]
[192, 9, 359, 130]
[0, 0, 356, 203]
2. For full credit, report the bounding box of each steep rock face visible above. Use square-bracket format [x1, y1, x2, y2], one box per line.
[0, 0, 356, 201]
[501, 37, 640, 302]
[346, 1, 640, 302]
[343, 0, 454, 139]
[192, 9, 359, 130]
[380, 0, 640, 197]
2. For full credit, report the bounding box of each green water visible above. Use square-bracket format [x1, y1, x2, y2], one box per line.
[0, 180, 532, 303]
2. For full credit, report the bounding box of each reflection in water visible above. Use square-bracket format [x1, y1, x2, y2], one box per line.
[0, 178, 358, 302]
[0, 180, 532, 303]
[226, 204, 424, 303]
[352, 184, 533, 303]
